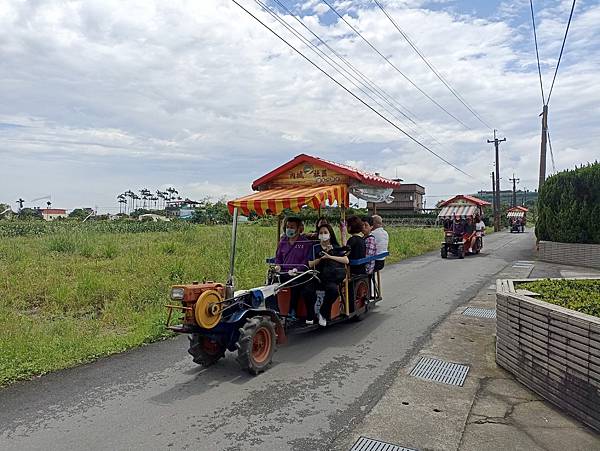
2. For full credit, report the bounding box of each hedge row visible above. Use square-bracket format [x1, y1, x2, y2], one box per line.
[536, 162, 600, 244]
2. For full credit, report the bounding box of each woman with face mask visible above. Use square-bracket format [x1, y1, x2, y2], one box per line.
[302, 224, 349, 326]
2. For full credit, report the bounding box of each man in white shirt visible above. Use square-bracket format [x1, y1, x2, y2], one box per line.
[371, 215, 389, 272]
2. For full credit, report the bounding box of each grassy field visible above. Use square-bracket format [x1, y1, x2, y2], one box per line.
[0, 223, 442, 386]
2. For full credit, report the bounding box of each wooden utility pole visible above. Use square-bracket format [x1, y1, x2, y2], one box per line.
[538, 105, 548, 191]
[509, 173, 520, 207]
[488, 130, 506, 232]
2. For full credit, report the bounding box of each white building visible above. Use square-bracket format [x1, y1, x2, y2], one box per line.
[41, 208, 68, 221]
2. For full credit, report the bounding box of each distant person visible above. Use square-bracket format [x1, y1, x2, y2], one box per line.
[464, 216, 476, 253]
[475, 216, 486, 235]
[452, 215, 464, 238]
[362, 216, 377, 274]
[371, 215, 389, 272]
[275, 217, 312, 318]
[346, 216, 366, 275]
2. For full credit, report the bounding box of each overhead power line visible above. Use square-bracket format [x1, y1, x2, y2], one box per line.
[272, 0, 419, 126]
[263, 0, 416, 128]
[371, 0, 492, 130]
[255, 0, 419, 137]
[231, 0, 472, 178]
[547, 0, 576, 105]
[529, 0, 546, 105]
[320, 0, 471, 130]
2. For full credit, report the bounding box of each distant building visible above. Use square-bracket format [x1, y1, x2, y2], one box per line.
[368, 182, 426, 216]
[41, 208, 67, 221]
[138, 213, 170, 222]
[166, 198, 200, 219]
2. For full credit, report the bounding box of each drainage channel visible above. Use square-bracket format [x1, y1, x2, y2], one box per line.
[409, 357, 470, 387]
[350, 436, 417, 451]
[462, 307, 496, 319]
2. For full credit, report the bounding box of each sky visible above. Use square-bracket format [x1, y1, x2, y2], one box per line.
[1, 0, 599, 212]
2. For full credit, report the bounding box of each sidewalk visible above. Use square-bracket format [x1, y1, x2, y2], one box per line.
[332, 259, 600, 451]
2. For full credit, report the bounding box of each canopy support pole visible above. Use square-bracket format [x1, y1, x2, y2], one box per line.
[340, 205, 347, 245]
[226, 207, 239, 298]
[277, 215, 282, 242]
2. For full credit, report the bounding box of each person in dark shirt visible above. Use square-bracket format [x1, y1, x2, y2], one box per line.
[302, 224, 348, 326]
[464, 216, 476, 252]
[452, 215, 464, 237]
[346, 216, 366, 275]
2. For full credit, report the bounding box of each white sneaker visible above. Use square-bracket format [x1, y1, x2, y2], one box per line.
[318, 314, 327, 327]
[468, 248, 473, 253]
[305, 319, 314, 325]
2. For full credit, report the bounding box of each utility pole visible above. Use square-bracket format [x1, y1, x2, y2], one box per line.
[491, 172, 496, 220]
[509, 173, 520, 207]
[488, 130, 506, 232]
[538, 104, 548, 192]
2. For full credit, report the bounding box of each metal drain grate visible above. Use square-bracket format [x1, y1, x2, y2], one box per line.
[350, 436, 417, 451]
[409, 357, 470, 386]
[462, 307, 496, 319]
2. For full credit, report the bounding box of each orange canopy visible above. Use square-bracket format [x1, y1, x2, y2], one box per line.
[227, 185, 348, 216]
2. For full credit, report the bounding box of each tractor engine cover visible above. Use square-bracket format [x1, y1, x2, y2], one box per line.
[172, 282, 225, 327]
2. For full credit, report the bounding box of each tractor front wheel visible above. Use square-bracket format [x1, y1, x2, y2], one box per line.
[188, 334, 225, 367]
[236, 316, 276, 375]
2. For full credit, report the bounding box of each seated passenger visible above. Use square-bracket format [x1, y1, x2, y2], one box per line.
[306, 216, 329, 240]
[371, 215, 388, 272]
[346, 216, 366, 275]
[452, 215, 464, 238]
[475, 215, 486, 235]
[464, 216, 476, 253]
[275, 217, 312, 318]
[362, 216, 377, 275]
[302, 224, 348, 327]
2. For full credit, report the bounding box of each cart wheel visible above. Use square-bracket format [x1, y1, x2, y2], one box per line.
[236, 316, 276, 375]
[352, 278, 370, 322]
[441, 246, 448, 259]
[458, 245, 465, 259]
[188, 334, 225, 367]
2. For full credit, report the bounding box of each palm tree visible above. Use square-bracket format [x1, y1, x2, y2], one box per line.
[46, 200, 52, 208]
[15, 198, 25, 212]
[117, 194, 127, 214]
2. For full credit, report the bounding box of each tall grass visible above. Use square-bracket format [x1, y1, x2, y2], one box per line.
[0, 224, 442, 386]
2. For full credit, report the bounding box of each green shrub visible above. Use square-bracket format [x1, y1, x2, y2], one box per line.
[536, 162, 600, 244]
[518, 279, 600, 318]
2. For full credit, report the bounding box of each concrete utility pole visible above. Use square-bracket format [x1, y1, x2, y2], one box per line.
[488, 130, 506, 232]
[509, 173, 520, 207]
[491, 172, 496, 221]
[538, 104, 548, 192]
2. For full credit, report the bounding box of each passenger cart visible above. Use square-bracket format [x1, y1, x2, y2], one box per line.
[507, 206, 528, 233]
[165, 154, 398, 374]
[437, 195, 490, 259]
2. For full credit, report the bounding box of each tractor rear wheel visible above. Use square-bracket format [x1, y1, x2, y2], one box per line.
[236, 316, 276, 375]
[188, 334, 225, 367]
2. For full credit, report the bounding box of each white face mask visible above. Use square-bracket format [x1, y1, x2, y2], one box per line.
[318, 233, 330, 242]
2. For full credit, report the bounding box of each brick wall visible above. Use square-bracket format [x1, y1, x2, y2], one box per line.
[539, 240, 600, 269]
[496, 282, 600, 432]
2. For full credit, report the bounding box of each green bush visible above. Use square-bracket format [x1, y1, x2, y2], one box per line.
[518, 279, 600, 318]
[536, 162, 600, 244]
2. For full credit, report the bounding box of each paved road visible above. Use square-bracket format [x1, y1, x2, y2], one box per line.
[0, 230, 535, 451]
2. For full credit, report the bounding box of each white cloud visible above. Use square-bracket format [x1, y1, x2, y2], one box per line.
[0, 0, 598, 212]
